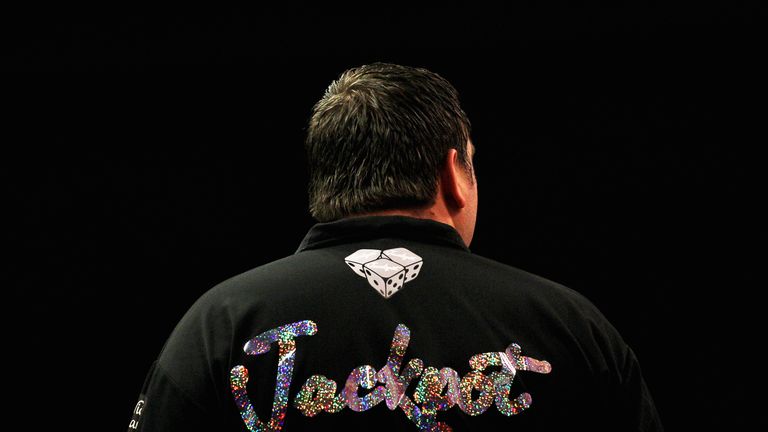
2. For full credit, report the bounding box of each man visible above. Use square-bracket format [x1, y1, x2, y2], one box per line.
[128, 62, 662, 431]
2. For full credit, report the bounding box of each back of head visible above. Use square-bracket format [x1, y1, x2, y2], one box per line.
[305, 62, 473, 222]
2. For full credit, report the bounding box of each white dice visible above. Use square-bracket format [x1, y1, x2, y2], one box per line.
[344, 249, 383, 278]
[344, 247, 423, 298]
[364, 258, 406, 297]
[381, 247, 424, 283]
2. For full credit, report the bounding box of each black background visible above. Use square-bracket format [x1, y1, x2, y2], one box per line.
[6, 4, 763, 430]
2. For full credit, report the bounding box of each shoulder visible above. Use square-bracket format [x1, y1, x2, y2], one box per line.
[464, 252, 606, 313]
[191, 253, 316, 307]
[465, 253, 627, 349]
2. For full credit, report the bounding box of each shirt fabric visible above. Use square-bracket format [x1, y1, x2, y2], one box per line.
[128, 215, 663, 431]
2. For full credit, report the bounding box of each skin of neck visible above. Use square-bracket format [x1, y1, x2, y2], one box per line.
[349, 148, 477, 247]
[354, 183, 457, 234]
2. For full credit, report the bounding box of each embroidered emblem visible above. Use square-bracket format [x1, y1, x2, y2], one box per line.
[345, 248, 423, 298]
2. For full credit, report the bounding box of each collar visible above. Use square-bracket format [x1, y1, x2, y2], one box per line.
[295, 215, 471, 254]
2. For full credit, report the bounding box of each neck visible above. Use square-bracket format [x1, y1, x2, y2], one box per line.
[344, 183, 470, 247]
[353, 208, 453, 227]
[349, 194, 459, 236]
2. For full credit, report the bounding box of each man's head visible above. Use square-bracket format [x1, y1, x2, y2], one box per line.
[305, 62, 478, 245]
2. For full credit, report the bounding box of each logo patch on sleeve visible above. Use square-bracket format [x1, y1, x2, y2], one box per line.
[344, 247, 423, 298]
[127, 395, 146, 431]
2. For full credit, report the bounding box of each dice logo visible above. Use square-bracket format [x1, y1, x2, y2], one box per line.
[344, 247, 423, 298]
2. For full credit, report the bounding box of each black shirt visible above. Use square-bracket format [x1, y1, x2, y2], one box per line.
[128, 215, 662, 431]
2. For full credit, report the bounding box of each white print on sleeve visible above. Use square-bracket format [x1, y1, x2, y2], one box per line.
[344, 248, 423, 298]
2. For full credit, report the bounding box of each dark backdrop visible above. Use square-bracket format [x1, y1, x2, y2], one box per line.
[6, 4, 762, 430]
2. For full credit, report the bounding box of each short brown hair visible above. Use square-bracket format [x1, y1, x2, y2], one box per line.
[305, 62, 472, 222]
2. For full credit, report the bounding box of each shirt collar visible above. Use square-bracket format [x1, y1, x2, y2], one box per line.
[295, 215, 471, 254]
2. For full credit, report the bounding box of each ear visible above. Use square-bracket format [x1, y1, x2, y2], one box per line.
[440, 149, 468, 210]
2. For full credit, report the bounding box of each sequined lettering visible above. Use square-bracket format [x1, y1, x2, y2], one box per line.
[231, 321, 551, 431]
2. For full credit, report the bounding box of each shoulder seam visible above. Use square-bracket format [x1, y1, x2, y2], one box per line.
[154, 358, 214, 415]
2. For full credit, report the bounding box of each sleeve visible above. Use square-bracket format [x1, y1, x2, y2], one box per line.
[126, 360, 216, 432]
[611, 345, 664, 432]
[569, 290, 664, 431]
[126, 286, 244, 431]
